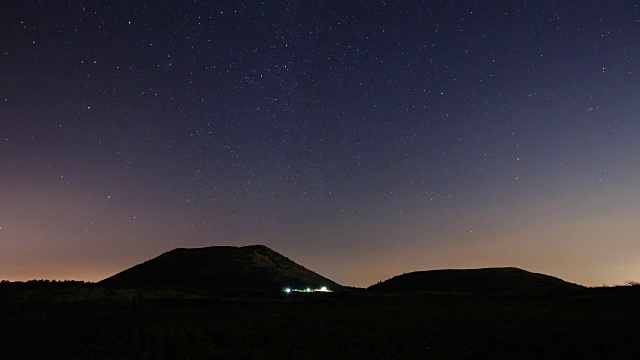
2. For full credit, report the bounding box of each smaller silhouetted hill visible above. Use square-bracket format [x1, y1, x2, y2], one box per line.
[99, 245, 343, 291]
[368, 267, 584, 295]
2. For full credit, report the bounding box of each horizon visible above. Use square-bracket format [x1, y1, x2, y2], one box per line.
[2, 243, 635, 288]
[2, 1, 639, 288]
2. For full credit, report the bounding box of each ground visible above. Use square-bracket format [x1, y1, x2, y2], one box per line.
[2, 285, 639, 359]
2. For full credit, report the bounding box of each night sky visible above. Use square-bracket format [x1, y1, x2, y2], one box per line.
[2, 1, 640, 287]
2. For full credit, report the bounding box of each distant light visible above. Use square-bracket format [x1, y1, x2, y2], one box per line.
[283, 287, 332, 293]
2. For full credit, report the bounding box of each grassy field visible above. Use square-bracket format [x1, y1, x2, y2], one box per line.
[2, 284, 640, 359]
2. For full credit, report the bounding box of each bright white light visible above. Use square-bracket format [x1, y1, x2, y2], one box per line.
[284, 287, 332, 293]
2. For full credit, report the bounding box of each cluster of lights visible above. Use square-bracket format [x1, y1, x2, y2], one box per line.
[283, 286, 331, 293]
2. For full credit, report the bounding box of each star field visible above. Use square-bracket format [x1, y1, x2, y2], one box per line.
[2, 1, 640, 286]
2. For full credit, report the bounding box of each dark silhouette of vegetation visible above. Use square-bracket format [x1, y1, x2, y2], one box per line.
[0, 279, 91, 289]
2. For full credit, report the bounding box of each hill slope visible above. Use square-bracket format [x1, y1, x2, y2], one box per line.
[368, 267, 583, 294]
[100, 245, 343, 291]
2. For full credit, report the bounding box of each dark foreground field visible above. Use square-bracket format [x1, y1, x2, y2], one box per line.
[2, 284, 640, 359]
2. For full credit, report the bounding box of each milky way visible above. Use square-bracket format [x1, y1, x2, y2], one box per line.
[2, 1, 640, 286]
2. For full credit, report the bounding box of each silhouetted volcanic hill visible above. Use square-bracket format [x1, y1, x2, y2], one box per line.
[100, 245, 343, 291]
[368, 267, 584, 294]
